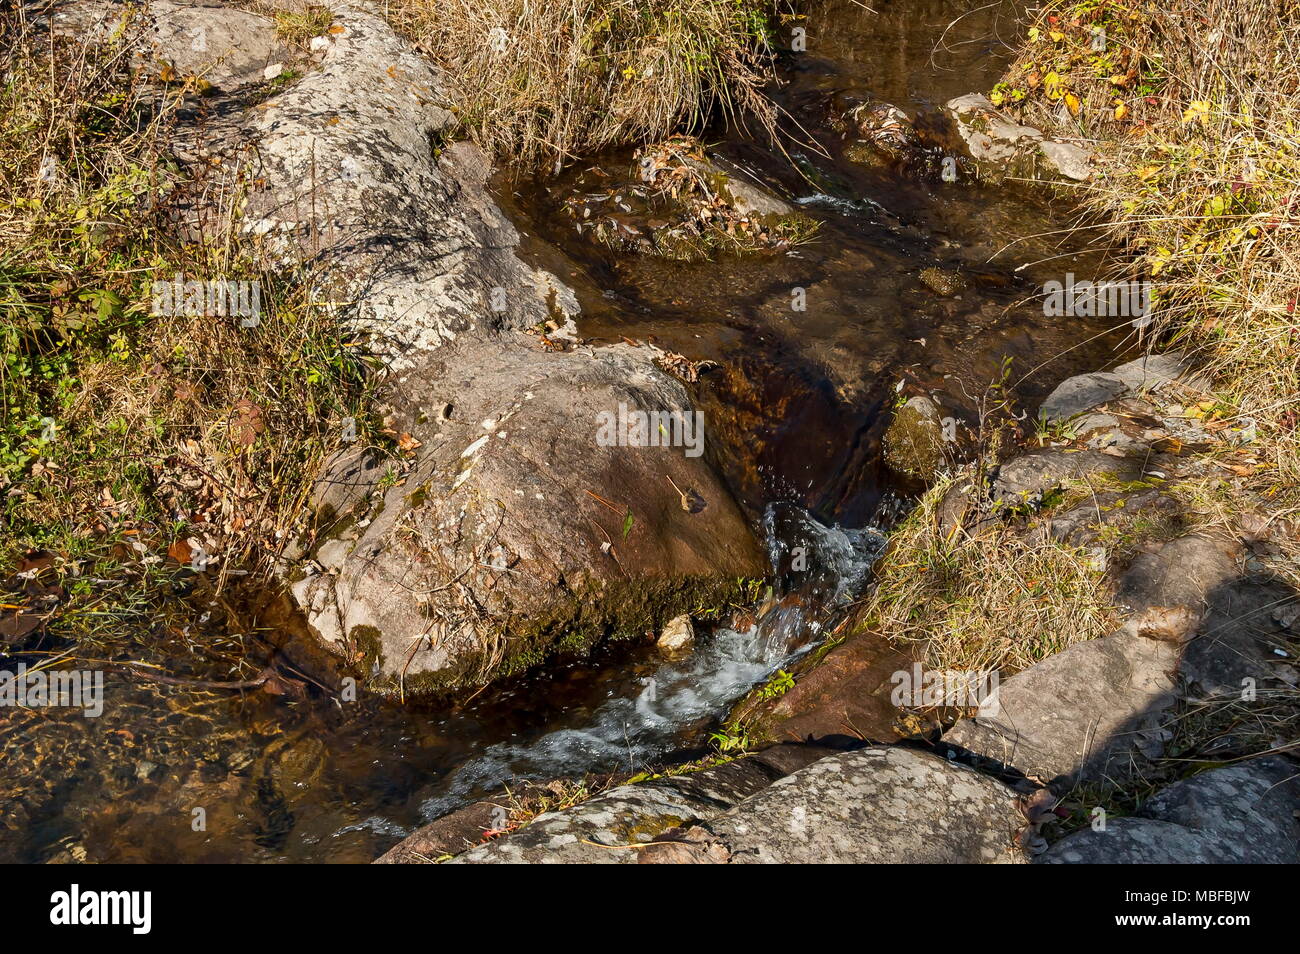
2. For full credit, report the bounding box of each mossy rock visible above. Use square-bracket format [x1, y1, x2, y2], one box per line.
[884, 396, 947, 484]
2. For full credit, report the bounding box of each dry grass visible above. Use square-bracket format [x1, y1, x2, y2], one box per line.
[0, 10, 371, 605]
[384, 0, 784, 171]
[860, 476, 1121, 677]
[271, 3, 335, 46]
[993, 0, 1300, 482]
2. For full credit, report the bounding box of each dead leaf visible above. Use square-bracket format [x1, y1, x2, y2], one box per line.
[229, 398, 265, 448]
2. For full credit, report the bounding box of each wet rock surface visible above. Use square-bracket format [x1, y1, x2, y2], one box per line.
[946, 93, 1095, 182]
[729, 632, 927, 746]
[883, 394, 949, 483]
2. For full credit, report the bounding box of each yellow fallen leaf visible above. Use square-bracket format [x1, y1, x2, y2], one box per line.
[1113, 101, 1129, 121]
[1182, 100, 1211, 125]
[1064, 92, 1081, 116]
[1044, 71, 1065, 101]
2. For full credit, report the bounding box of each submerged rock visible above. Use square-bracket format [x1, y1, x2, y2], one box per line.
[842, 102, 927, 169]
[918, 266, 968, 296]
[946, 93, 1095, 182]
[558, 137, 817, 262]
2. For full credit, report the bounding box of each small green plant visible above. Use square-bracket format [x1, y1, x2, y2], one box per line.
[756, 668, 794, 700]
[709, 721, 752, 753]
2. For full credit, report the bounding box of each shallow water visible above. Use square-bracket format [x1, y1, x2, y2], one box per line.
[1, 0, 1136, 863]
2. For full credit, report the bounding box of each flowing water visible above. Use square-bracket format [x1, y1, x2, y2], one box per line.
[0, 0, 1136, 862]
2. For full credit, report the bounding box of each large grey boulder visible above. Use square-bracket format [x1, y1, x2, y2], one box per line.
[447, 747, 834, 864]
[1041, 757, 1300, 863]
[944, 630, 1181, 789]
[292, 337, 765, 694]
[711, 747, 1027, 863]
[225, 4, 763, 692]
[446, 746, 1027, 864]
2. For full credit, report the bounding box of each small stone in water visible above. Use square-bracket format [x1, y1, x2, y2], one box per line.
[657, 614, 695, 654]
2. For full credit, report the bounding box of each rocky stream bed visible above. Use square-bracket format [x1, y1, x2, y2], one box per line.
[3, 0, 1296, 864]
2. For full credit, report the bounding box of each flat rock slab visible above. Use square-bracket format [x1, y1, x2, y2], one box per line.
[1041, 757, 1300, 863]
[712, 747, 1027, 863]
[1039, 373, 1130, 424]
[944, 630, 1180, 789]
[993, 448, 1142, 506]
[1110, 352, 1211, 393]
[1038, 352, 1210, 424]
[1114, 533, 1241, 617]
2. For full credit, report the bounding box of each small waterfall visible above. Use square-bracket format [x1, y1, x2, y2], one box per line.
[406, 504, 885, 825]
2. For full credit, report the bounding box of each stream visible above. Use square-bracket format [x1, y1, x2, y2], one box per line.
[0, 0, 1134, 863]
